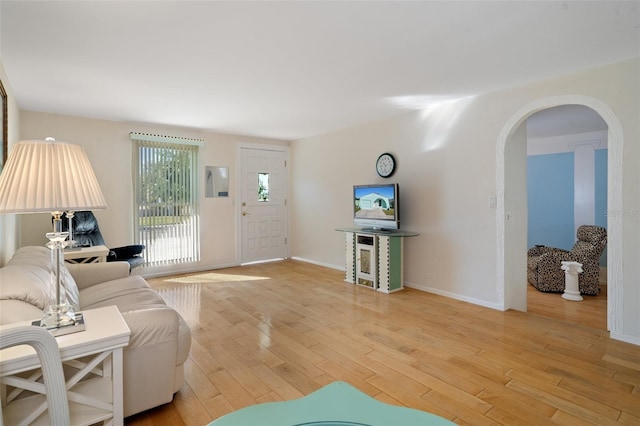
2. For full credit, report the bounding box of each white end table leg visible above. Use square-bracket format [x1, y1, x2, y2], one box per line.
[112, 347, 125, 425]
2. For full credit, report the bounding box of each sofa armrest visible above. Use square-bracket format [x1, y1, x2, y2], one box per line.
[534, 249, 575, 280]
[66, 262, 131, 290]
[540, 248, 574, 263]
[529, 245, 569, 257]
[120, 307, 182, 416]
[123, 307, 179, 347]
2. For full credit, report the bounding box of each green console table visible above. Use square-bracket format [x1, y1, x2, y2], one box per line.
[208, 381, 454, 426]
[336, 227, 419, 293]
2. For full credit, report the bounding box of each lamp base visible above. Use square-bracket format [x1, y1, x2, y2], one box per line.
[33, 312, 86, 337]
[40, 303, 76, 328]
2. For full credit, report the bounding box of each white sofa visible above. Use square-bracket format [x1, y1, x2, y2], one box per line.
[0, 246, 192, 418]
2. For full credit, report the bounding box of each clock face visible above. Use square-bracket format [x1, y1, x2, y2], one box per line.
[376, 153, 396, 178]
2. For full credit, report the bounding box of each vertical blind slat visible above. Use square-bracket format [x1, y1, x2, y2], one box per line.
[133, 138, 200, 267]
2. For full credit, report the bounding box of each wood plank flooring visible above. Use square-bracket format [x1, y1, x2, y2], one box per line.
[126, 260, 639, 425]
[527, 281, 607, 330]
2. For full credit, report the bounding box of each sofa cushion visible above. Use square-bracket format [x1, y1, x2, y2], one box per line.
[7, 246, 80, 311]
[0, 265, 53, 310]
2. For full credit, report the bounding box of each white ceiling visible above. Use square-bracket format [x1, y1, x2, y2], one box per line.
[1, 1, 638, 141]
[527, 104, 608, 138]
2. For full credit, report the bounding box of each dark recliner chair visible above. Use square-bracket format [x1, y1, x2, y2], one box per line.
[61, 211, 145, 270]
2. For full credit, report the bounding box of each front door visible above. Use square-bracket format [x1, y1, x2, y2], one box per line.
[240, 145, 288, 264]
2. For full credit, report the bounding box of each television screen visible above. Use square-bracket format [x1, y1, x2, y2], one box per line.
[353, 183, 399, 230]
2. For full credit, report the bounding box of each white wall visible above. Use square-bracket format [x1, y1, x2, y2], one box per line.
[17, 111, 289, 275]
[292, 94, 500, 307]
[290, 58, 640, 343]
[0, 60, 21, 265]
[504, 121, 527, 312]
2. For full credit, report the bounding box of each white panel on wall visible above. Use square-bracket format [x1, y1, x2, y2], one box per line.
[573, 144, 596, 232]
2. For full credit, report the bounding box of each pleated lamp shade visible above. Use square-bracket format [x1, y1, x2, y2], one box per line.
[0, 138, 107, 213]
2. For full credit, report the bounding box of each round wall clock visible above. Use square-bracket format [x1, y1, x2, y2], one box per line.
[376, 152, 396, 178]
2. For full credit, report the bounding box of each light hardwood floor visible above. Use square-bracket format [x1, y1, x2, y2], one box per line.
[127, 260, 639, 425]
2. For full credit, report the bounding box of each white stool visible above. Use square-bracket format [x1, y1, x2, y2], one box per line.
[561, 261, 583, 301]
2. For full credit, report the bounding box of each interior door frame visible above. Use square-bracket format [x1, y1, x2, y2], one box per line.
[236, 142, 290, 264]
[497, 95, 623, 336]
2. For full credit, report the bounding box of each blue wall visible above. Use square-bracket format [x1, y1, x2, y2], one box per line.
[527, 152, 575, 250]
[527, 149, 608, 266]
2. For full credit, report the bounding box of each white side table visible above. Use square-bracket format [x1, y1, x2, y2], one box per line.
[64, 244, 110, 264]
[0, 305, 131, 425]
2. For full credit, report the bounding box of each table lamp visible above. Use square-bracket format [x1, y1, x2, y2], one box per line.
[0, 138, 107, 329]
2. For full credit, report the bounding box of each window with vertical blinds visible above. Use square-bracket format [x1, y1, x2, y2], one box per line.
[131, 133, 203, 267]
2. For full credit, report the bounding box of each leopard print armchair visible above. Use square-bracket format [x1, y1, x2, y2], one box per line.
[527, 225, 607, 295]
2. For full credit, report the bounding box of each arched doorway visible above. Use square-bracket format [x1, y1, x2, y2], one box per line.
[496, 95, 623, 333]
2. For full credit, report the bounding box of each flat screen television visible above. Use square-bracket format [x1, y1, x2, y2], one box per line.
[353, 183, 400, 231]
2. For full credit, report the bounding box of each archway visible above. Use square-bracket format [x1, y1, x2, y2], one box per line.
[496, 96, 623, 333]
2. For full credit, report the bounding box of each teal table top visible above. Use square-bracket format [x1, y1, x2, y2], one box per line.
[208, 381, 454, 426]
[335, 227, 419, 237]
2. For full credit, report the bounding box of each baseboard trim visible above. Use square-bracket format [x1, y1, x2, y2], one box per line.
[404, 281, 504, 311]
[291, 256, 344, 271]
[292, 258, 504, 310]
[610, 332, 640, 346]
